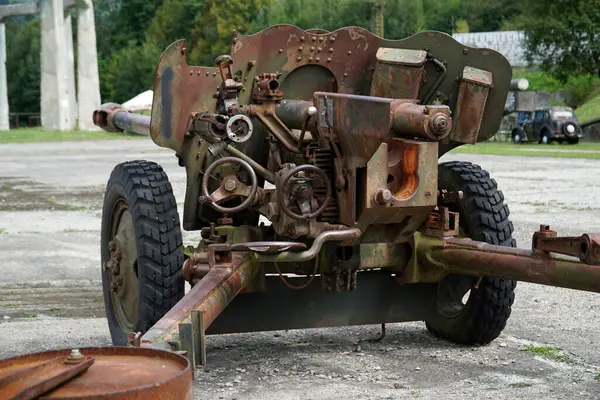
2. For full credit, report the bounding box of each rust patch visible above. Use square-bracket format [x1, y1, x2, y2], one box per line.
[387, 139, 419, 199]
[450, 66, 493, 144]
[0, 347, 192, 399]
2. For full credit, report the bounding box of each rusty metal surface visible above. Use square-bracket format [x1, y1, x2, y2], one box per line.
[0, 347, 192, 399]
[313, 93, 449, 171]
[356, 140, 437, 231]
[206, 273, 437, 335]
[150, 40, 219, 153]
[246, 103, 303, 154]
[532, 225, 600, 265]
[390, 101, 452, 140]
[422, 206, 459, 237]
[147, 26, 511, 155]
[418, 235, 600, 293]
[0, 352, 94, 400]
[581, 234, 600, 265]
[450, 66, 493, 144]
[255, 227, 361, 263]
[140, 250, 258, 348]
[182, 252, 210, 284]
[371, 48, 426, 99]
[92, 103, 150, 136]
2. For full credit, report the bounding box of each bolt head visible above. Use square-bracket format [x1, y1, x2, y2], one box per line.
[429, 113, 450, 136]
[64, 349, 85, 364]
[224, 179, 237, 192]
[374, 189, 393, 205]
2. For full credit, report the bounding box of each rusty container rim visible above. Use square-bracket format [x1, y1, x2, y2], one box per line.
[0, 346, 192, 398]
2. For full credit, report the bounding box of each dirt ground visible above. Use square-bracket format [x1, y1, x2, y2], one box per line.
[1, 140, 599, 399]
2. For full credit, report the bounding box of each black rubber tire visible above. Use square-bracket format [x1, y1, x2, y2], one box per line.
[511, 129, 522, 143]
[539, 129, 551, 145]
[425, 161, 517, 345]
[101, 160, 184, 345]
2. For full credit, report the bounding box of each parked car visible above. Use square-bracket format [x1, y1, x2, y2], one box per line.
[511, 106, 583, 144]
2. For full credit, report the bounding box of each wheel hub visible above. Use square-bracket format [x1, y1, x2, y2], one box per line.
[106, 201, 139, 332]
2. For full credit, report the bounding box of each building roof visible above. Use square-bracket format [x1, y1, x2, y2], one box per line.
[452, 31, 528, 67]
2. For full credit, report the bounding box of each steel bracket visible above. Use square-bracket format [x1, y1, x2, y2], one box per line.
[532, 225, 600, 265]
[178, 310, 207, 373]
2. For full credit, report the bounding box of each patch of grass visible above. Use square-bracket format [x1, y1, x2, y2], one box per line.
[23, 313, 37, 318]
[561, 206, 599, 211]
[49, 307, 59, 311]
[521, 200, 598, 212]
[0, 228, 6, 234]
[60, 204, 87, 211]
[594, 372, 600, 381]
[576, 94, 600, 122]
[523, 344, 575, 364]
[521, 201, 552, 206]
[509, 382, 533, 388]
[450, 142, 600, 159]
[0, 128, 145, 144]
[410, 391, 420, 398]
[46, 197, 87, 211]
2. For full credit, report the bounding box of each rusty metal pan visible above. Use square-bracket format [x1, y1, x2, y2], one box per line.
[0, 347, 192, 399]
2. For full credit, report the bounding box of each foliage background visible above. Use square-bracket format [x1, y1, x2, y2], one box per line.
[3, 0, 599, 113]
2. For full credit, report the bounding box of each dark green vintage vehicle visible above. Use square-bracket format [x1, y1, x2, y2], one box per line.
[512, 106, 583, 144]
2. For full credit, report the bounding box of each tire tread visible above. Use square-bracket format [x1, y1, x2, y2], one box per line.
[104, 160, 184, 339]
[425, 161, 517, 345]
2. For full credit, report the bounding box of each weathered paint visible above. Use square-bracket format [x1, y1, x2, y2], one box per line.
[416, 235, 600, 294]
[141, 251, 258, 348]
[0, 347, 192, 399]
[148, 25, 512, 155]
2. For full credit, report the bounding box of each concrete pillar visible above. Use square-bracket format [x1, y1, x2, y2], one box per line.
[40, 0, 70, 131]
[0, 23, 9, 131]
[64, 12, 77, 129]
[77, 0, 101, 131]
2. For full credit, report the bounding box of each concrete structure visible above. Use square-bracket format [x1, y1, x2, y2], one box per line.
[0, 23, 8, 131]
[0, 0, 101, 131]
[40, 0, 71, 130]
[77, 0, 101, 131]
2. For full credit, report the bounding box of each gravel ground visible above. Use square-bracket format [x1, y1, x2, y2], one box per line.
[1, 140, 599, 399]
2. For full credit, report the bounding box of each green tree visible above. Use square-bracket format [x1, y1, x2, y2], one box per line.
[422, 0, 462, 34]
[520, 0, 600, 82]
[112, 0, 165, 49]
[5, 18, 40, 112]
[461, 0, 522, 32]
[146, 0, 204, 50]
[102, 42, 163, 103]
[189, 0, 272, 65]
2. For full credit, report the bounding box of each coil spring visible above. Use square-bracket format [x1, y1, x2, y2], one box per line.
[309, 146, 339, 223]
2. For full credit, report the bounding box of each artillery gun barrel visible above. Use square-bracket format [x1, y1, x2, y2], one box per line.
[93, 103, 151, 136]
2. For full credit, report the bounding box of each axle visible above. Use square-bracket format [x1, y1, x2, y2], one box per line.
[131, 225, 600, 369]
